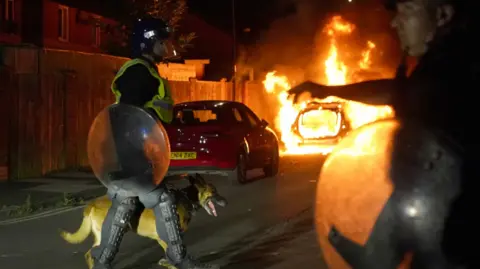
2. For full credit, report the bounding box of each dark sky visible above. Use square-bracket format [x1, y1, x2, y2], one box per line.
[187, 0, 278, 36]
[186, 0, 385, 44]
[187, 0, 306, 43]
[92, 0, 292, 44]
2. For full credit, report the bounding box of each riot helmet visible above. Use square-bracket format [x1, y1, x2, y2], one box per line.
[131, 17, 179, 62]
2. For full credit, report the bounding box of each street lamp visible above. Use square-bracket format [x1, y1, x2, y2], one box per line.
[231, 0, 237, 101]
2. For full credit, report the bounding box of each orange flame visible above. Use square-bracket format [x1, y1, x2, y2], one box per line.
[324, 16, 354, 86]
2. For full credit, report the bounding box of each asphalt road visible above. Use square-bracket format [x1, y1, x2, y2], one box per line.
[0, 155, 326, 269]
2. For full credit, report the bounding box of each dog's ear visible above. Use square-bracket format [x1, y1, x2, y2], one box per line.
[195, 173, 207, 186]
[187, 175, 196, 185]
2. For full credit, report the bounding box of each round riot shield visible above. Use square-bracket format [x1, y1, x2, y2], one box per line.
[315, 119, 462, 268]
[87, 104, 171, 192]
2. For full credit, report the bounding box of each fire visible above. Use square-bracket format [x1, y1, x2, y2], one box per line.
[324, 16, 354, 86]
[359, 41, 376, 70]
[263, 16, 394, 156]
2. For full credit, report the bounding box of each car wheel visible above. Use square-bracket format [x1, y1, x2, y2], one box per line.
[228, 149, 248, 185]
[263, 143, 279, 177]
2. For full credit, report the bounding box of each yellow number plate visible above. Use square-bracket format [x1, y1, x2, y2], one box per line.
[171, 152, 197, 160]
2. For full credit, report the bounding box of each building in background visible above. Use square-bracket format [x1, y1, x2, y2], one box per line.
[0, 0, 233, 80]
[0, 0, 22, 44]
[178, 13, 234, 80]
[19, 0, 121, 53]
[0, 0, 121, 52]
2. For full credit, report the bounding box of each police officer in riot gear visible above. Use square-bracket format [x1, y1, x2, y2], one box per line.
[289, 0, 478, 268]
[89, 18, 220, 269]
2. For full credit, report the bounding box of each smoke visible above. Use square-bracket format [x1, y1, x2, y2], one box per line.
[238, 0, 401, 83]
[237, 0, 325, 79]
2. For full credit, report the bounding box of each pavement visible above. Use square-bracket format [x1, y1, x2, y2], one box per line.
[224, 209, 327, 269]
[0, 171, 105, 221]
[0, 154, 327, 269]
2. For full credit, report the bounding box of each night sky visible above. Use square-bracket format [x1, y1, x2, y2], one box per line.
[93, 0, 295, 44]
[187, 0, 388, 44]
[187, 0, 293, 43]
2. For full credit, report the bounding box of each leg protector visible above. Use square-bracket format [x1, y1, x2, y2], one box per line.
[153, 189, 187, 264]
[140, 186, 220, 269]
[152, 189, 220, 269]
[90, 196, 139, 269]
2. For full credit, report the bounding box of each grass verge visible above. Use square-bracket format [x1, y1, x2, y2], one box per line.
[5, 192, 84, 217]
[1, 187, 106, 219]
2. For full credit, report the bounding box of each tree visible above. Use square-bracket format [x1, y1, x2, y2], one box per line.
[131, 0, 186, 31]
[103, 0, 196, 57]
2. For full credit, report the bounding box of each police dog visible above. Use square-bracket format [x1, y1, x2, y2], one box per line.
[59, 174, 227, 269]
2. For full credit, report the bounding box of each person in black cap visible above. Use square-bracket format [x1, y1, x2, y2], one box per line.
[90, 17, 220, 269]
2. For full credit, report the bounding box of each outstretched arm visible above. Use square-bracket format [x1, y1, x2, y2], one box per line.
[288, 79, 397, 106]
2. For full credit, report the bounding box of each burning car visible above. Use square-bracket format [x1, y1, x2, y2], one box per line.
[260, 15, 396, 156]
[291, 101, 351, 147]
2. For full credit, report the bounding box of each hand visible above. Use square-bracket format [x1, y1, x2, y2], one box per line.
[287, 81, 330, 103]
[202, 194, 228, 217]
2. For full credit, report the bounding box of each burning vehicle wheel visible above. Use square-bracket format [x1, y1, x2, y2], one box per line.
[263, 144, 279, 177]
[228, 149, 248, 185]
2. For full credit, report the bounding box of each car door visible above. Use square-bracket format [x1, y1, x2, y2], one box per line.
[230, 106, 256, 162]
[236, 105, 266, 166]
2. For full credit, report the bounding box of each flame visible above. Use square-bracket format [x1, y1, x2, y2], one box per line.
[324, 16, 354, 86]
[263, 16, 394, 156]
[359, 41, 376, 70]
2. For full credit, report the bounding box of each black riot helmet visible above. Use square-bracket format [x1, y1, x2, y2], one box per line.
[131, 17, 179, 61]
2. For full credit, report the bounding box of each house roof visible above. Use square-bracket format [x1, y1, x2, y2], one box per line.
[178, 13, 233, 60]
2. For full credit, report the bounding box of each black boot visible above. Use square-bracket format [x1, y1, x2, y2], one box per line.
[153, 190, 220, 269]
[90, 197, 139, 269]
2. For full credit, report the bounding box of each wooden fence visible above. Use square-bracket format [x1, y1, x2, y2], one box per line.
[0, 68, 11, 180]
[244, 81, 278, 130]
[1, 72, 233, 180]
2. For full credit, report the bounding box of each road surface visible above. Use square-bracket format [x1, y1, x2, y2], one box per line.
[0, 155, 326, 269]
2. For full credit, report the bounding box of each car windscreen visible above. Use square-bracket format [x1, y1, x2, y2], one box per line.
[171, 106, 229, 126]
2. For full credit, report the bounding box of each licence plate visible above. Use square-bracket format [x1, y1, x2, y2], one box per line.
[171, 152, 197, 160]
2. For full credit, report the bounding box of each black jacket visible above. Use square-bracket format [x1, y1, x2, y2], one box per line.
[394, 29, 479, 146]
[116, 57, 160, 108]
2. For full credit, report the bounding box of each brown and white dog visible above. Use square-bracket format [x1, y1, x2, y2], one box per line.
[59, 174, 227, 269]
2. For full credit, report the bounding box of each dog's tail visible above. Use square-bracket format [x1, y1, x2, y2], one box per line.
[59, 203, 94, 244]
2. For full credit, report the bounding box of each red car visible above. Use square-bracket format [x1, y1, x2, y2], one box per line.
[164, 100, 280, 184]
